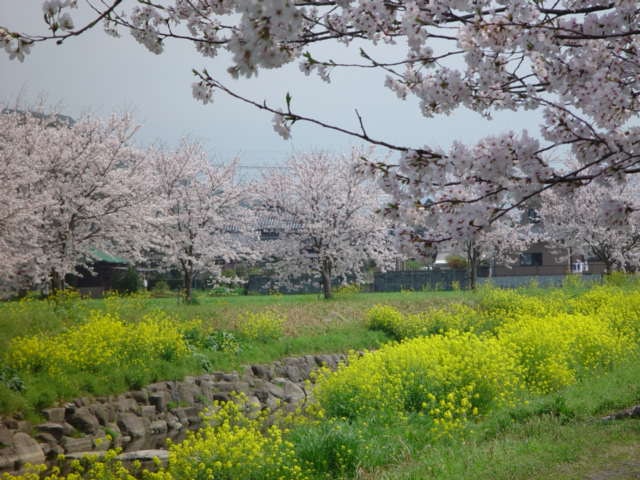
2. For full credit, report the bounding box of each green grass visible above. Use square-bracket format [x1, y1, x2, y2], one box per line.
[0, 289, 467, 350]
[290, 358, 640, 480]
[5, 282, 640, 479]
[0, 289, 464, 418]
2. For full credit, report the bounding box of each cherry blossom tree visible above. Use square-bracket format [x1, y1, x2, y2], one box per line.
[0, 108, 150, 293]
[0, 110, 45, 292]
[458, 216, 534, 290]
[398, 194, 533, 289]
[539, 180, 640, 274]
[146, 140, 255, 302]
[3, 1, 640, 252]
[255, 150, 395, 299]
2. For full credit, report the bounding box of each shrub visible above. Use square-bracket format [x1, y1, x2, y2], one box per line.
[4, 310, 190, 376]
[237, 310, 285, 342]
[446, 255, 468, 270]
[292, 418, 363, 478]
[604, 271, 638, 288]
[334, 283, 362, 297]
[112, 266, 140, 294]
[366, 303, 480, 340]
[103, 290, 151, 316]
[365, 304, 404, 339]
[161, 395, 308, 480]
[497, 312, 634, 394]
[476, 284, 566, 322]
[314, 331, 523, 435]
[151, 280, 171, 295]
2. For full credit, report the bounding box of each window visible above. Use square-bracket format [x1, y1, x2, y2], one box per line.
[260, 229, 280, 241]
[526, 208, 541, 223]
[519, 252, 543, 267]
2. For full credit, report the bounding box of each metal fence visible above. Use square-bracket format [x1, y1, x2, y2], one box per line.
[246, 271, 604, 295]
[372, 270, 468, 292]
[246, 275, 321, 295]
[477, 273, 603, 289]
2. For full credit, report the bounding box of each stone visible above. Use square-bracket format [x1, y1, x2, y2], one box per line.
[64, 451, 105, 461]
[125, 436, 151, 452]
[171, 407, 200, 426]
[198, 380, 215, 402]
[40, 440, 64, 459]
[68, 407, 101, 434]
[149, 420, 168, 435]
[3, 420, 29, 433]
[266, 380, 286, 399]
[251, 364, 273, 380]
[74, 397, 91, 408]
[140, 405, 157, 419]
[210, 381, 239, 393]
[104, 422, 121, 439]
[116, 449, 169, 468]
[117, 413, 147, 439]
[603, 404, 640, 421]
[92, 433, 112, 451]
[265, 394, 281, 411]
[115, 396, 138, 413]
[61, 436, 94, 453]
[90, 403, 115, 425]
[35, 431, 60, 447]
[283, 381, 306, 403]
[42, 407, 66, 423]
[146, 381, 171, 392]
[165, 413, 183, 432]
[62, 422, 77, 436]
[149, 392, 170, 413]
[130, 390, 149, 403]
[0, 351, 329, 474]
[176, 383, 201, 404]
[284, 364, 305, 383]
[35, 423, 65, 441]
[0, 425, 13, 448]
[221, 372, 239, 382]
[212, 392, 230, 402]
[246, 395, 262, 408]
[63, 403, 76, 416]
[0, 452, 18, 472]
[13, 432, 45, 466]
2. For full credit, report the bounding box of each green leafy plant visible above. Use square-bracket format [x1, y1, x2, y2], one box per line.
[237, 310, 285, 342]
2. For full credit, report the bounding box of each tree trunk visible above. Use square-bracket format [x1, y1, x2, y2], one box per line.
[183, 268, 193, 303]
[50, 269, 63, 294]
[466, 243, 479, 291]
[321, 259, 333, 299]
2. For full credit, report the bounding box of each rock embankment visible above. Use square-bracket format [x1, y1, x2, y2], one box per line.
[0, 353, 345, 474]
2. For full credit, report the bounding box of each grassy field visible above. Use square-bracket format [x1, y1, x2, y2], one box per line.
[0, 289, 467, 350]
[4, 278, 640, 479]
[0, 288, 467, 418]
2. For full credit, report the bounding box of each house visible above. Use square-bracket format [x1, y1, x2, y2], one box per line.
[491, 241, 606, 277]
[65, 249, 131, 297]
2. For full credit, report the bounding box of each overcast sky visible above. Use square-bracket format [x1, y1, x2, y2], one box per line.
[1, 2, 543, 171]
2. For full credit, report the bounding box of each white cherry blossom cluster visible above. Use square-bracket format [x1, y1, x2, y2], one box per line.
[254, 149, 396, 298]
[539, 173, 640, 273]
[0, 108, 150, 292]
[4, 1, 640, 250]
[145, 140, 256, 299]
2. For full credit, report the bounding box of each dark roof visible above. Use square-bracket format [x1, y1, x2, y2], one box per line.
[256, 215, 303, 231]
[88, 248, 129, 265]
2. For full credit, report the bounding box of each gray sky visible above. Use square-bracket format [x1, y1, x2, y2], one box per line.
[1, 2, 542, 169]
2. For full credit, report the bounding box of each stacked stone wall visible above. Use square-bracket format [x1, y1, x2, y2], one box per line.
[0, 353, 345, 474]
